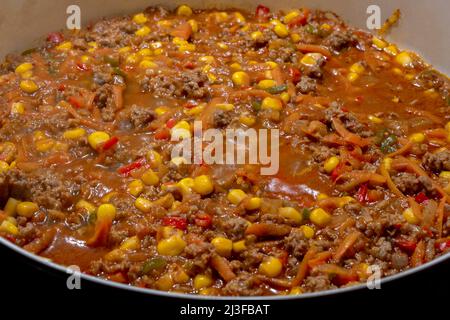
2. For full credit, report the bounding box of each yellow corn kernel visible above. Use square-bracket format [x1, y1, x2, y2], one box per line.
[300, 53, 323, 67]
[245, 197, 261, 210]
[125, 53, 139, 64]
[280, 92, 290, 104]
[56, 41, 72, 51]
[338, 196, 355, 208]
[120, 236, 140, 250]
[161, 226, 183, 239]
[199, 55, 215, 64]
[317, 193, 329, 201]
[290, 33, 301, 43]
[320, 23, 332, 32]
[392, 67, 403, 75]
[227, 189, 247, 205]
[439, 171, 450, 179]
[324, 156, 340, 173]
[15, 62, 33, 74]
[261, 97, 283, 111]
[134, 197, 153, 213]
[177, 177, 194, 195]
[405, 73, 415, 80]
[347, 72, 359, 82]
[0, 220, 19, 235]
[368, 115, 383, 124]
[279, 207, 302, 224]
[20, 70, 33, 79]
[266, 61, 278, 69]
[132, 13, 148, 24]
[128, 179, 144, 197]
[211, 237, 233, 257]
[187, 19, 198, 33]
[179, 43, 196, 52]
[310, 208, 332, 226]
[173, 268, 190, 284]
[232, 240, 247, 253]
[259, 257, 282, 277]
[80, 55, 91, 64]
[20, 80, 39, 93]
[155, 274, 174, 291]
[215, 12, 229, 22]
[63, 128, 86, 139]
[283, 10, 300, 24]
[138, 48, 152, 57]
[234, 12, 246, 24]
[88, 131, 110, 150]
[217, 42, 228, 50]
[135, 26, 151, 37]
[383, 158, 393, 172]
[290, 286, 303, 295]
[87, 41, 98, 52]
[35, 138, 55, 152]
[0, 160, 9, 173]
[274, 23, 289, 38]
[396, 52, 413, 67]
[372, 36, 387, 49]
[171, 156, 188, 166]
[10, 102, 25, 115]
[177, 4, 193, 17]
[384, 45, 398, 56]
[97, 203, 116, 221]
[139, 59, 157, 70]
[4, 197, 19, 216]
[118, 47, 131, 55]
[350, 62, 365, 75]
[409, 132, 425, 143]
[154, 50, 163, 57]
[141, 169, 159, 186]
[258, 79, 277, 90]
[193, 274, 213, 289]
[184, 105, 205, 116]
[101, 192, 117, 203]
[16, 201, 39, 218]
[155, 106, 168, 116]
[231, 71, 250, 87]
[193, 175, 214, 195]
[157, 235, 186, 256]
[300, 225, 315, 239]
[215, 103, 234, 111]
[239, 116, 256, 127]
[250, 31, 264, 41]
[75, 199, 96, 214]
[402, 208, 419, 225]
[157, 19, 172, 28]
[146, 150, 162, 168]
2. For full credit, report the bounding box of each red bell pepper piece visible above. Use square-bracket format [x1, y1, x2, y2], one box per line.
[356, 184, 369, 203]
[255, 4, 270, 21]
[102, 136, 119, 151]
[287, 8, 310, 28]
[68, 96, 83, 109]
[415, 192, 429, 204]
[154, 128, 170, 140]
[195, 213, 212, 228]
[330, 163, 344, 181]
[165, 118, 176, 129]
[396, 239, 417, 254]
[289, 67, 301, 84]
[162, 216, 187, 230]
[117, 158, 146, 176]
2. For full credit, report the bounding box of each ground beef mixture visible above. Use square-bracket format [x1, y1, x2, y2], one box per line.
[0, 5, 449, 297]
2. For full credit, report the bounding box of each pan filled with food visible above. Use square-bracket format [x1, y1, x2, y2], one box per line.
[0, 0, 448, 298]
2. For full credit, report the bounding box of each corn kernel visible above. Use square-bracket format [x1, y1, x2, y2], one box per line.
[199, 56, 215, 64]
[350, 62, 365, 75]
[317, 193, 329, 201]
[239, 116, 256, 127]
[132, 13, 148, 24]
[372, 37, 387, 49]
[75, 199, 96, 214]
[217, 42, 228, 50]
[20, 80, 38, 93]
[261, 97, 283, 111]
[216, 103, 234, 111]
[155, 274, 174, 291]
[347, 72, 359, 82]
[274, 23, 289, 38]
[134, 197, 153, 213]
[155, 106, 168, 116]
[157, 20, 172, 28]
[128, 179, 144, 197]
[35, 138, 55, 152]
[138, 48, 152, 57]
[265, 61, 278, 69]
[177, 177, 194, 195]
[283, 10, 300, 24]
[63, 128, 86, 139]
[234, 12, 246, 24]
[88, 131, 110, 150]
[193, 274, 213, 289]
[310, 208, 332, 226]
[177, 4, 193, 17]
[101, 192, 117, 203]
[259, 257, 282, 277]
[139, 60, 157, 69]
[4, 197, 19, 216]
[258, 79, 277, 90]
[279, 207, 302, 224]
[173, 269, 190, 284]
[141, 169, 159, 186]
[97, 203, 116, 221]
[251, 31, 264, 41]
[193, 175, 214, 195]
[0, 160, 9, 173]
[211, 237, 233, 257]
[368, 115, 383, 124]
[146, 150, 162, 168]
[233, 240, 247, 253]
[15, 62, 33, 74]
[402, 208, 419, 225]
[227, 189, 247, 205]
[187, 19, 198, 33]
[409, 132, 425, 143]
[118, 46, 132, 54]
[384, 45, 398, 56]
[439, 171, 450, 179]
[56, 41, 72, 51]
[392, 67, 403, 75]
[0, 220, 19, 235]
[16, 201, 39, 218]
[301, 53, 323, 67]
[320, 23, 331, 32]
[324, 156, 340, 173]
[244, 197, 261, 210]
[290, 286, 303, 295]
[125, 53, 139, 64]
[280, 92, 290, 104]
[383, 157, 393, 171]
[120, 236, 140, 250]
[10, 102, 25, 115]
[20, 70, 33, 79]
[232, 71, 250, 87]
[338, 196, 355, 208]
[135, 26, 151, 37]
[290, 33, 301, 43]
[157, 235, 186, 256]
[300, 225, 315, 239]
[396, 52, 413, 67]
[179, 43, 196, 52]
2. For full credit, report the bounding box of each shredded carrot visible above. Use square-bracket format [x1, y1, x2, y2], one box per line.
[297, 44, 332, 58]
[271, 66, 284, 86]
[335, 170, 386, 191]
[436, 196, 447, 237]
[291, 246, 317, 287]
[425, 128, 447, 139]
[387, 139, 413, 157]
[332, 118, 370, 147]
[308, 251, 332, 268]
[210, 255, 236, 282]
[333, 231, 361, 261]
[245, 223, 291, 237]
[411, 240, 425, 267]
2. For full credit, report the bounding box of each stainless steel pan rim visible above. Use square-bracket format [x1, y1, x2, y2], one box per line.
[1, 236, 449, 300]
